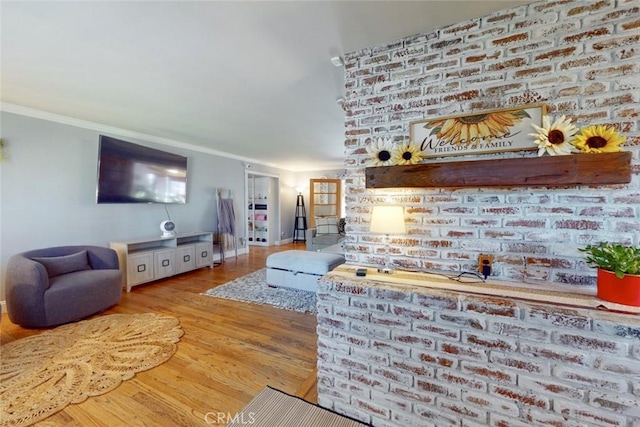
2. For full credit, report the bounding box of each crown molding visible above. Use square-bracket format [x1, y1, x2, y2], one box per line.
[0, 102, 282, 169]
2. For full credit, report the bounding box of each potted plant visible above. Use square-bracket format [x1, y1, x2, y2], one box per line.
[579, 242, 640, 306]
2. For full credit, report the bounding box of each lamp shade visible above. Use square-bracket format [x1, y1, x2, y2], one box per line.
[370, 205, 406, 234]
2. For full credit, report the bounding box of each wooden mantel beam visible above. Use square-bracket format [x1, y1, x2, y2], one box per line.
[365, 152, 632, 189]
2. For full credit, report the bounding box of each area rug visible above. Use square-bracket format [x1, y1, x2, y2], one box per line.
[0, 313, 184, 427]
[228, 386, 367, 426]
[201, 268, 317, 314]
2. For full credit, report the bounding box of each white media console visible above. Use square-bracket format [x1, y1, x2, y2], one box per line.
[110, 232, 214, 292]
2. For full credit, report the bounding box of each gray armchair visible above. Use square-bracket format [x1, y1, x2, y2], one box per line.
[5, 245, 122, 328]
[305, 229, 345, 252]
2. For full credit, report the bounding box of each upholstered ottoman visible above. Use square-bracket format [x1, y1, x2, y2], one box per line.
[266, 250, 345, 292]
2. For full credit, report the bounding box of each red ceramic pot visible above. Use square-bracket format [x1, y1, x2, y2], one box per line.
[597, 269, 640, 307]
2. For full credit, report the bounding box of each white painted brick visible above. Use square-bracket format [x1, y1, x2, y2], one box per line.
[333, 305, 371, 322]
[414, 403, 459, 426]
[352, 347, 390, 366]
[489, 383, 550, 409]
[593, 354, 640, 376]
[351, 396, 391, 420]
[370, 312, 412, 329]
[552, 331, 629, 356]
[517, 374, 585, 401]
[437, 398, 488, 423]
[553, 398, 627, 427]
[332, 330, 370, 349]
[372, 365, 414, 387]
[461, 420, 490, 427]
[486, 319, 551, 342]
[462, 389, 519, 418]
[390, 330, 436, 349]
[317, 349, 334, 363]
[462, 331, 518, 352]
[350, 319, 392, 340]
[334, 354, 370, 374]
[317, 386, 350, 404]
[334, 377, 371, 400]
[317, 361, 350, 380]
[318, 336, 350, 355]
[371, 339, 411, 357]
[460, 360, 517, 385]
[552, 365, 629, 393]
[522, 409, 584, 427]
[488, 414, 532, 427]
[588, 391, 640, 418]
[333, 401, 371, 425]
[388, 412, 436, 427]
[436, 367, 487, 391]
[350, 297, 389, 313]
[412, 321, 461, 340]
[436, 312, 486, 331]
[371, 389, 412, 414]
[415, 378, 462, 400]
[320, 1, 640, 425]
[350, 371, 389, 393]
[518, 341, 588, 367]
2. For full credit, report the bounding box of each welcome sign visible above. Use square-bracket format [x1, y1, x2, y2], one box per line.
[410, 104, 546, 158]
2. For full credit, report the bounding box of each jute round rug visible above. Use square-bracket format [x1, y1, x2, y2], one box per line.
[0, 313, 184, 427]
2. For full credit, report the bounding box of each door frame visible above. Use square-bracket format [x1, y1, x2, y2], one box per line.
[244, 170, 280, 252]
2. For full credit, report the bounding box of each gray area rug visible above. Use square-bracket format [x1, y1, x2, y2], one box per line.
[201, 268, 317, 314]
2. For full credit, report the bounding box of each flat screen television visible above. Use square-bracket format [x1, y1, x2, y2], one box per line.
[97, 136, 188, 204]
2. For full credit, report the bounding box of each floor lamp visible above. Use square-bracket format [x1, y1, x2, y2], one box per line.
[370, 205, 406, 274]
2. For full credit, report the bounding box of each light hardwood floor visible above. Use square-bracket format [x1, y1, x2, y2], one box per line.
[1, 242, 318, 426]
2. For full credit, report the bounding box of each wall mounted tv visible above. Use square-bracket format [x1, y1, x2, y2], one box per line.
[97, 136, 188, 204]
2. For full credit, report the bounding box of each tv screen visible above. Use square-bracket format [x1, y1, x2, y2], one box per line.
[97, 136, 188, 204]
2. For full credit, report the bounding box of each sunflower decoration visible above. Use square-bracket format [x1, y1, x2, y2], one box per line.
[424, 110, 530, 147]
[572, 125, 626, 154]
[367, 137, 395, 166]
[391, 141, 425, 165]
[529, 115, 578, 156]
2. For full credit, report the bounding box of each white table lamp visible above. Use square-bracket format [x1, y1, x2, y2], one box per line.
[370, 205, 406, 274]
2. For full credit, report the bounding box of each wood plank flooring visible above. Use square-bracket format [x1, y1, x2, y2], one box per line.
[1, 242, 318, 426]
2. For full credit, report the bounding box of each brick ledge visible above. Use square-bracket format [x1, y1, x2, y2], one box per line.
[327, 265, 640, 315]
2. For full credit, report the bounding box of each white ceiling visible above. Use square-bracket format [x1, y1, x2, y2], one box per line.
[1, 1, 531, 171]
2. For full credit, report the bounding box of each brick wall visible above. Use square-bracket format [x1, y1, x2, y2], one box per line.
[317, 274, 640, 426]
[342, 0, 640, 286]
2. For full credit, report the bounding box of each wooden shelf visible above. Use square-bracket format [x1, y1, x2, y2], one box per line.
[365, 152, 632, 189]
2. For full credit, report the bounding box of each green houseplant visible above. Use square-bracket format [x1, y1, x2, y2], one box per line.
[579, 242, 640, 307]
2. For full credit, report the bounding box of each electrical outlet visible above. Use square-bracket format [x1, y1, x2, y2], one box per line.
[478, 254, 493, 275]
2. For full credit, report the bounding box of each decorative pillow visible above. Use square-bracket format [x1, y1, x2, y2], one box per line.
[32, 250, 91, 277]
[315, 216, 340, 235]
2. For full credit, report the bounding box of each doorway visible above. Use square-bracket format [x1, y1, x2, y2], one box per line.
[245, 171, 280, 252]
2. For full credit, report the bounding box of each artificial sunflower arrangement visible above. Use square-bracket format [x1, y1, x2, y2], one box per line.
[391, 141, 424, 165]
[529, 115, 578, 156]
[367, 138, 426, 166]
[530, 115, 627, 156]
[572, 125, 626, 154]
[366, 137, 395, 166]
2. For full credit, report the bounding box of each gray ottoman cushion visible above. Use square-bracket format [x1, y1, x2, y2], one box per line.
[266, 250, 345, 292]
